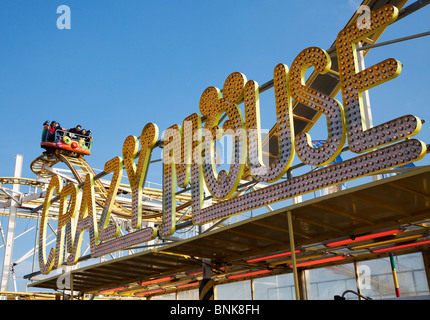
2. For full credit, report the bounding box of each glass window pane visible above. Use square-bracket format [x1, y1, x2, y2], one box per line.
[151, 292, 176, 300]
[357, 252, 429, 299]
[177, 289, 199, 300]
[216, 281, 251, 300]
[357, 257, 392, 299]
[307, 264, 357, 300]
[253, 274, 296, 300]
[396, 253, 429, 297]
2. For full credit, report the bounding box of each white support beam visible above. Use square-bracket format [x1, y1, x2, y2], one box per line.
[1, 155, 23, 296]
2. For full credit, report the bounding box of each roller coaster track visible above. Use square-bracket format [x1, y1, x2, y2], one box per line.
[57, 153, 139, 219]
[30, 154, 61, 179]
[29, 151, 194, 222]
[29, 151, 150, 219]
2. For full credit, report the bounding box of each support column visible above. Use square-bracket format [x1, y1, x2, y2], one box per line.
[70, 272, 74, 300]
[357, 43, 381, 181]
[354, 261, 363, 300]
[298, 269, 310, 300]
[422, 249, 430, 292]
[1, 154, 23, 296]
[199, 258, 214, 300]
[287, 210, 300, 300]
[199, 185, 214, 300]
[356, 43, 373, 131]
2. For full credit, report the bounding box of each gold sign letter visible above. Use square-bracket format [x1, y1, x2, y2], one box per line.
[199, 72, 247, 199]
[161, 114, 201, 237]
[39, 175, 62, 274]
[67, 173, 98, 265]
[99, 157, 123, 241]
[290, 47, 345, 166]
[244, 63, 295, 182]
[123, 123, 159, 229]
[337, 4, 422, 153]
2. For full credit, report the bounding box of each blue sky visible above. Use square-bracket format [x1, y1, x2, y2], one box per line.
[1, 0, 428, 183]
[0, 1, 429, 289]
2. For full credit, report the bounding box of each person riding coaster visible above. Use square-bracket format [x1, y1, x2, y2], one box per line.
[41, 121, 92, 156]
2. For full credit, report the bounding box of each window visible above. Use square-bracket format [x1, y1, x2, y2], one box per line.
[307, 264, 357, 300]
[216, 281, 252, 300]
[253, 274, 296, 300]
[358, 252, 429, 299]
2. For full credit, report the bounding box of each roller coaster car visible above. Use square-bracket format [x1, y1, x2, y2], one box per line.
[41, 125, 92, 156]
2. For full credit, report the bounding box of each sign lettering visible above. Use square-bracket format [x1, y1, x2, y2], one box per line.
[39, 5, 427, 274]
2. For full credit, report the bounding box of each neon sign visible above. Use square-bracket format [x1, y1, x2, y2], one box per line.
[38, 5, 427, 274]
